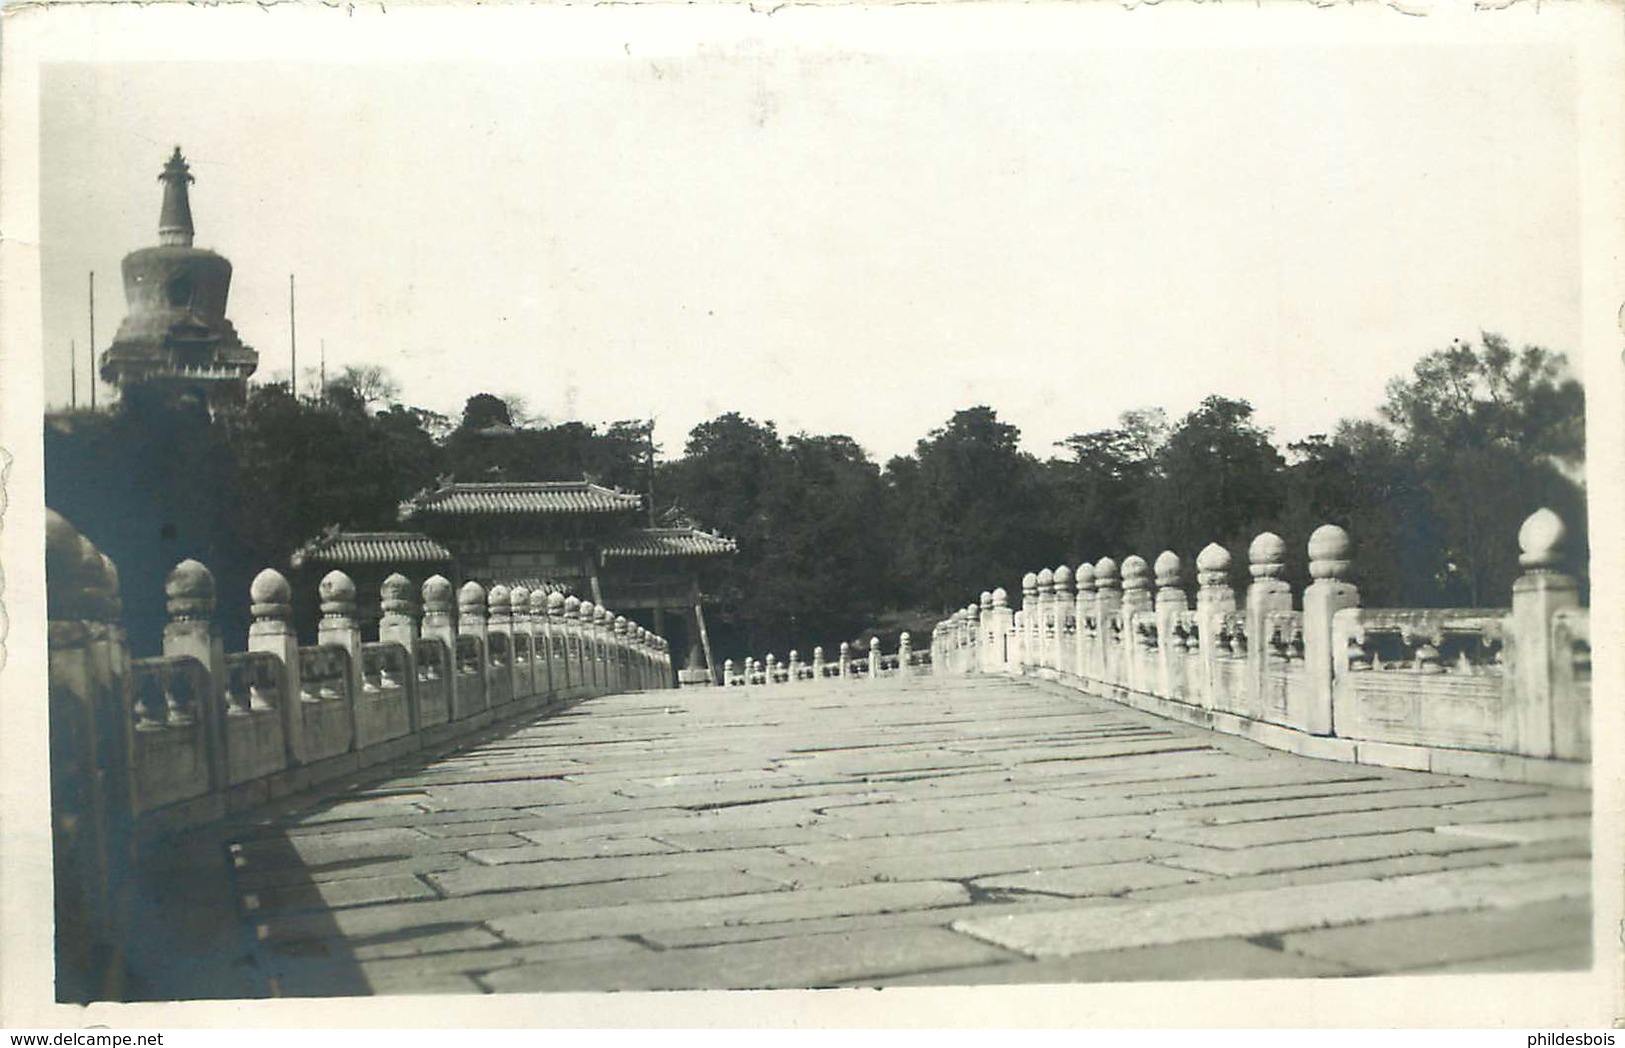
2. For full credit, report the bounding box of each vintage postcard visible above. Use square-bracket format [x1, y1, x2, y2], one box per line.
[1, 0, 1621, 1030]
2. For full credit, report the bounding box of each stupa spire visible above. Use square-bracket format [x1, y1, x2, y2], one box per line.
[157, 146, 195, 247]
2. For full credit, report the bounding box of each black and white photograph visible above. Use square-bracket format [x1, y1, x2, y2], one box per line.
[1, 0, 1620, 1029]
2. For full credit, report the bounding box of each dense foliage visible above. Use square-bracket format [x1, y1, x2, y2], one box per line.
[45, 334, 1587, 659]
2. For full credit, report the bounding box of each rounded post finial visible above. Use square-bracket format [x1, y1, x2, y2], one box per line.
[1249, 532, 1286, 581]
[1307, 524, 1352, 581]
[165, 558, 216, 620]
[1195, 542, 1231, 586]
[1121, 555, 1149, 593]
[992, 586, 1009, 608]
[1053, 565, 1073, 595]
[1153, 551, 1181, 590]
[250, 567, 292, 621]
[381, 572, 415, 617]
[1075, 563, 1096, 592]
[423, 574, 454, 613]
[458, 580, 487, 615]
[1094, 557, 1120, 588]
[318, 569, 356, 617]
[1518, 508, 1567, 570]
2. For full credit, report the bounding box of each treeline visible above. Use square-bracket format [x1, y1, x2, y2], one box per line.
[44, 335, 1587, 660]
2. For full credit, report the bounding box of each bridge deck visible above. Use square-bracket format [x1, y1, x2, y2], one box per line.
[214, 675, 1590, 995]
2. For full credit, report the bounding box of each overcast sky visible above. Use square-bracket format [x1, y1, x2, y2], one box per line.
[39, 30, 1580, 462]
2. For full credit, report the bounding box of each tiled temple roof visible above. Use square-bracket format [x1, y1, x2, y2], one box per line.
[292, 529, 453, 568]
[486, 576, 573, 595]
[400, 481, 643, 520]
[601, 527, 739, 561]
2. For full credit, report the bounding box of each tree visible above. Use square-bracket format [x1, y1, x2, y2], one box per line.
[325, 364, 401, 414]
[1135, 395, 1285, 569]
[1277, 423, 1431, 602]
[1377, 333, 1586, 604]
[1044, 407, 1166, 564]
[886, 406, 1056, 610]
[459, 393, 515, 432]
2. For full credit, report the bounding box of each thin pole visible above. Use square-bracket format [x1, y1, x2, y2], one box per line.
[319, 338, 326, 399]
[70, 339, 77, 409]
[646, 417, 657, 527]
[289, 274, 297, 398]
[88, 272, 96, 410]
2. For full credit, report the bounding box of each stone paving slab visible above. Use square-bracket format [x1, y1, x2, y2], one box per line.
[482, 927, 1017, 993]
[1276, 897, 1592, 972]
[952, 858, 1590, 957]
[873, 936, 1362, 986]
[487, 879, 972, 945]
[204, 674, 1592, 996]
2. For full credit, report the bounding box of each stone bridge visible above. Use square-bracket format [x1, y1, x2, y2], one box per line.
[44, 509, 1593, 1000]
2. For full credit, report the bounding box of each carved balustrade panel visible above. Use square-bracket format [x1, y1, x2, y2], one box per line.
[1334, 609, 1506, 750]
[1549, 608, 1590, 760]
[129, 655, 214, 812]
[413, 638, 452, 727]
[1261, 610, 1304, 720]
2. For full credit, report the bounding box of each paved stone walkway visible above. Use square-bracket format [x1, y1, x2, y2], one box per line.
[221, 675, 1591, 995]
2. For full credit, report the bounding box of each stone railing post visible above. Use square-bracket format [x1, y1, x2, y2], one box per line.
[1300, 525, 1358, 736]
[1035, 568, 1055, 671]
[1508, 508, 1582, 759]
[1019, 572, 1039, 672]
[596, 607, 613, 688]
[898, 631, 913, 677]
[1245, 534, 1292, 720]
[1120, 555, 1152, 692]
[812, 646, 826, 680]
[458, 581, 490, 714]
[868, 637, 881, 680]
[589, 606, 606, 689]
[788, 649, 801, 682]
[46, 514, 136, 999]
[582, 600, 597, 690]
[765, 653, 778, 685]
[509, 585, 534, 699]
[580, 600, 600, 691]
[162, 559, 228, 788]
[528, 589, 553, 697]
[1074, 564, 1096, 682]
[378, 572, 421, 733]
[421, 575, 459, 718]
[990, 587, 1014, 672]
[1093, 557, 1122, 685]
[247, 568, 306, 764]
[1194, 543, 1236, 710]
[562, 596, 584, 691]
[639, 631, 652, 689]
[545, 592, 569, 694]
[839, 641, 851, 679]
[317, 570, 364, 748]
[1053, 566, 1074, 677]
[1153, 551, 1187, 697]
[613, 616, 629, 692]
